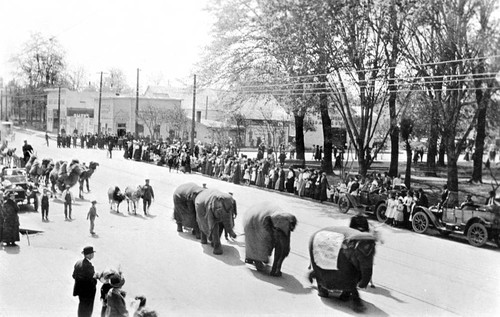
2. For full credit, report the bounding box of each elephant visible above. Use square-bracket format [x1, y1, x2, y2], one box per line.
[195, 189, 237, 255]
[173, 182, 206, 238]
[243, 202, 297, 277]
[308, 226, 377, 313]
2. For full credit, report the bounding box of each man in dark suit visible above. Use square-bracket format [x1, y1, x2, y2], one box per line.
[142, 179, 155, 216]
[73, 246, 98, 317]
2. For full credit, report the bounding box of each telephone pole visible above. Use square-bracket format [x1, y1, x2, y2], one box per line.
[135, 68, 140, 138]
[191, 74, 196, 154]
[98, 71, 103, 134]
[57, 86, 61, 132]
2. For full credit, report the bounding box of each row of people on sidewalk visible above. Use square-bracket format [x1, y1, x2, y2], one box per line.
[73, 246, 157, 317]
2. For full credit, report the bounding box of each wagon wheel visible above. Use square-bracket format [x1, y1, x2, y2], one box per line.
[338, 196, 350, 214]
[375, 204, 387, 223]
[412, 211, 429, 234]
[467, 223, 488, 247]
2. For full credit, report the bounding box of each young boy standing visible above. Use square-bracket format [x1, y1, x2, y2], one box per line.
[87, 200, 99, 235]
[41, 189, 51, 221]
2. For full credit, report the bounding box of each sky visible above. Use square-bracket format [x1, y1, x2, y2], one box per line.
[0, 0, 213, 89]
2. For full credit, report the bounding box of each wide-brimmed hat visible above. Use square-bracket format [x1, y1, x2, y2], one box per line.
[91, 200, 97, 204]
[82, 246, 95, 255]
[109, 273, 125, 288]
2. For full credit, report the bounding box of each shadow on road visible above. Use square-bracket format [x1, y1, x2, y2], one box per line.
[363, 285, 405, 303]
[319, 294, 389, 316]
[109, 211, 128, 217]
[1, 244, 21, 255]
[201, 244, 245, 266]
[250, 269, 312, 295]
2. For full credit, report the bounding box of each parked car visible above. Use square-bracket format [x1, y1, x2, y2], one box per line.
[1, 166, 30, 204]
[412, 204, 500, 248]
[337, 184, 406, 222]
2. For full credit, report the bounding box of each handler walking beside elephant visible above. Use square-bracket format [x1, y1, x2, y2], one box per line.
[243, 202, 297, 276]
[173, 182, 206, 238]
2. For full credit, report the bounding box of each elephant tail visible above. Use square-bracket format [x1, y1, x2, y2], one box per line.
[308, 270, 316, 283]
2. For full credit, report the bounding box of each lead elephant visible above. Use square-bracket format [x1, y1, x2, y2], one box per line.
[195, 189, 237, 255]
[243, 202, 297, 276]
[173, 182, 206, 238]
[308, 227, 376, 313]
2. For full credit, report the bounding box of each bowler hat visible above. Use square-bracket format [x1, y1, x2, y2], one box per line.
[82, 246, 95, 255]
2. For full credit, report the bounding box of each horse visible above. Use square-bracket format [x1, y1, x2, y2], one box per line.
[108, 186, 126, 213]
[78, 161, 99, 199]
[124, 185, 145, 215]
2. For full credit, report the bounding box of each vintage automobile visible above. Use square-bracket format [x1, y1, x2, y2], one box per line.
[337, 184, 406, 222]
[1, 166, 30, 204]
[411, 204, 500, 248]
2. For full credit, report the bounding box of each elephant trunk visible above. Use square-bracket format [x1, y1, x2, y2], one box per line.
[222, 220, 236, 239]
[358, 266, 373, 289]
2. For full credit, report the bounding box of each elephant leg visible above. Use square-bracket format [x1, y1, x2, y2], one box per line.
[192, 222, 201, 239]
[212, 223, 223, 255]
[270, 256, 284, 277]
[317, 283, 329, 298]
[200, 232, 208, 244]
[177, 223, 183, 232]
[350, 289, 366, 313]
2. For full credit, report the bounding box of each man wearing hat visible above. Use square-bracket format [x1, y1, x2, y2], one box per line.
[62, 185, 74, 220]
[73, 246, 98, 317]
[22, 139, 34, 166]
[142, 179, 154, 216]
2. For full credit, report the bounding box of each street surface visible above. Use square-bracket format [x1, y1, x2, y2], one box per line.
[1, 130, 499, 316]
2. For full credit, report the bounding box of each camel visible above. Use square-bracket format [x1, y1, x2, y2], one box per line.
[108, 186, 126, 213]
[78, 161, 99, 199]
[29, 158, 52, 183]
[50, 159, 83, 193]
[124, 185, 145, 215]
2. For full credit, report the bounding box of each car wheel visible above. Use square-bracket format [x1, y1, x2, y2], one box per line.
[412, 211, 429, 233]
[467, 223, 488, 247]
[376, 204, 387, 223]
[338, 196, 350, 214]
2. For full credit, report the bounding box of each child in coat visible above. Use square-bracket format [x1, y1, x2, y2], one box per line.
[87, 200, 99, 235]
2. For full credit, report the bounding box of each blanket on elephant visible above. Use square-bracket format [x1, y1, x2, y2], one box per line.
[243, 203, 294, 263]
[312, 227, 375, 271]
[243, 205, 275, 263]
[173, 182, 205, 227]
[195, 189, 235, 237]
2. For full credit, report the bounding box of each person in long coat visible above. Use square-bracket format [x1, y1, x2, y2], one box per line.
[319, 172, 329, 202]
[2, 191, 20, 246]
[286, 168, 295, 193]
[233, 161, 241, 185]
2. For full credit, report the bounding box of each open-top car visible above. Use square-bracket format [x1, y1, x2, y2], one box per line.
[411, 203, 500, 248]
[337, 184, 407, 222]
[1, 166, 30, 204]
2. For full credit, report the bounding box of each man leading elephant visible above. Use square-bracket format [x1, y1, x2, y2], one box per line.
[195, 189, 237, 255]
[243, 202, 297, 276]
[173, 182, 206, 238]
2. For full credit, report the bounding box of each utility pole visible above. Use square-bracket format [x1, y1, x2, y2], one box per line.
[205, 95, 208, 120]
[57, 86, 61, 132]
[191, 74, 196, 154]
[135, 68, 140, 138]
[98, 71, 103, 134]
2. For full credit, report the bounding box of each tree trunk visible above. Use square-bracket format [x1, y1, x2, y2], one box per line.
[471, 80, 488, 183]
[446, 136, 459, 207]
[358, 147, 368, 176]
[427, 105, 439, 171]
[294, 114, 306, 164]
[438, 138, 446, 167]
[319, 89, 333, 173]
[405, 141, 412, 189]
[387, 2, 400, 178]
[389, 126, 399, 177]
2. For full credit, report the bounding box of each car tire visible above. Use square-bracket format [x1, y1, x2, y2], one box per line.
[375, 204, 387, 223]
[467, 222, 488, 247]
[338, 196, 350, 214]
[412, 211, 429, 233]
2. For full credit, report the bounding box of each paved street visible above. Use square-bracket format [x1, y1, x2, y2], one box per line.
[1, 130, 499, 316]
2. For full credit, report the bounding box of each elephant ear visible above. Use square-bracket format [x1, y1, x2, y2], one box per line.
[355, 240, 376, 257]
[263, 215, 274, 233]
[270, 213, 297, 235]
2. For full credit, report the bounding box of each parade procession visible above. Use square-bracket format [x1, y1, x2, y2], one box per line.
[1, 1, 500, 316]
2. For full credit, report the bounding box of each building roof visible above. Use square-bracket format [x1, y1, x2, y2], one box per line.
[144, 86, 171, 98]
